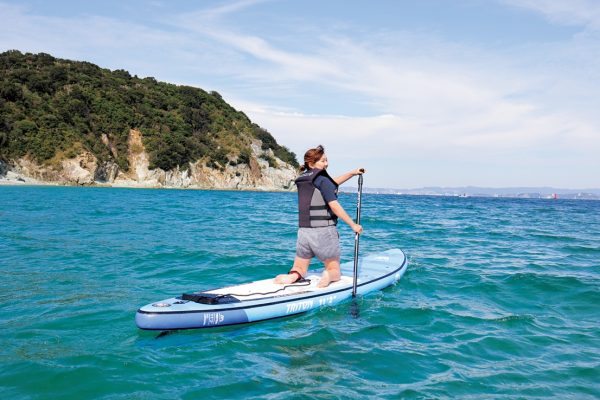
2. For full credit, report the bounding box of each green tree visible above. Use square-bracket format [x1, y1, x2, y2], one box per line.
[0, 50, 298, 171]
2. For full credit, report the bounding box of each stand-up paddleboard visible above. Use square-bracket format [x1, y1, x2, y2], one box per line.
[135, 248, 407, 330]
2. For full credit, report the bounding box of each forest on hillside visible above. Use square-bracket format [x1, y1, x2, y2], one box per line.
[0, 50, 297, 171]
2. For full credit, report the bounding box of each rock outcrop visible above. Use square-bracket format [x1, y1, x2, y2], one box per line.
[61, 152, 97, 185]
[0, 129, 297, 191]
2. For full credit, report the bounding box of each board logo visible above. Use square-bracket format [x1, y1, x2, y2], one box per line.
[286, 300, 314, 314]
[203, 312, 225, 326]
[319, 295, 337, 307]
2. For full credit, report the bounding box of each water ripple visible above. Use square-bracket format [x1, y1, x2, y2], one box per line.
[1, 187, 599, 398]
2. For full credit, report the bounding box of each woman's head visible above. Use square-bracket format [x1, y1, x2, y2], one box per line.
[300, 145, 328, 172]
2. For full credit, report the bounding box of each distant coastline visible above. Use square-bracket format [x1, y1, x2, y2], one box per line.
[340, 186, 600, 200]
[3, 178, 599, 200]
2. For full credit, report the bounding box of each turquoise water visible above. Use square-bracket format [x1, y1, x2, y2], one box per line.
[1, 186, 599, 399]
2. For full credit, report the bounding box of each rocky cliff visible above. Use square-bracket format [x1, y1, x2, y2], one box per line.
[1, 129, 296, 190]
[0, 51, 299, 191]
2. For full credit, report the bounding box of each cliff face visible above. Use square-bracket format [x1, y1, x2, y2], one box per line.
[0, 51, 299, 190]
[2, 129, 297, 190]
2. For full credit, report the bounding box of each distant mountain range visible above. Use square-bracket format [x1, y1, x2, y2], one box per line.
[340, 186, 600, 200]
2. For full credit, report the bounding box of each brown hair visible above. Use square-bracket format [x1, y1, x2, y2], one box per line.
[300, 145, 325, 172]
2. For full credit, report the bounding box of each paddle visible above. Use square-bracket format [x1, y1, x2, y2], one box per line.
[352, 170, 364, 298]
[350, 170, 364, 318]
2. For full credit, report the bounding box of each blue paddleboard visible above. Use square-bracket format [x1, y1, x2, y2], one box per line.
[136, 248, 407, 330]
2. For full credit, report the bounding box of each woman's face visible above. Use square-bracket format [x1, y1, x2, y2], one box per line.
[311, 153, 329, 170]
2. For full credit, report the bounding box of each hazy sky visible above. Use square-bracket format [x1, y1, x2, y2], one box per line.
[1, 0, 599, 189]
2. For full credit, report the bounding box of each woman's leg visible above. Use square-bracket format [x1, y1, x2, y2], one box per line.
[274, 256, 311, 284]
[317, 258, 341, 288]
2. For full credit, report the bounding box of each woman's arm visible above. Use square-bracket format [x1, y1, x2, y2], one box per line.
[328, 200, 363, 234]
[334, 168, 364, 186]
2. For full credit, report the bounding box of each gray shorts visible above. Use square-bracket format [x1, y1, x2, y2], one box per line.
[296, 226, 341, 261]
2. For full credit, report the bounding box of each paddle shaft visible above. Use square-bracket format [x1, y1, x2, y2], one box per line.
[352, 173, 364, 297]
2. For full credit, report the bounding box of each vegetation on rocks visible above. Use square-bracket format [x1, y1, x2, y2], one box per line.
[0, 50, 298, 171]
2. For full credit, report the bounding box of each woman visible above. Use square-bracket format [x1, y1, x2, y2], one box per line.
[274, 145, 364, 288]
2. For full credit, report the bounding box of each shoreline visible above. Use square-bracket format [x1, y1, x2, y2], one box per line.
[3, 179, 599, 200]
[0, 176, 295, 193]
[0, 166, 295, 192]
[3, 170, 599, 199]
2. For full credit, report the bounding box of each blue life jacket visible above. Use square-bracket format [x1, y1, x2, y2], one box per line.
[295, 168, 339, 228]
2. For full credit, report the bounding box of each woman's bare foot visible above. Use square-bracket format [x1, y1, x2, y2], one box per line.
[274, 273, 297, 284]
[317, 270, 340, 288]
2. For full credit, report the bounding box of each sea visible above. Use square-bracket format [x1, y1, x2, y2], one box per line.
[1, 185, 598, 399]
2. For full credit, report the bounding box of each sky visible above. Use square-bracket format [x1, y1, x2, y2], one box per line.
[1, 0, 599, 189]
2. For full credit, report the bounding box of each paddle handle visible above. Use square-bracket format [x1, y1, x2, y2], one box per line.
[352, 172, 364, 297]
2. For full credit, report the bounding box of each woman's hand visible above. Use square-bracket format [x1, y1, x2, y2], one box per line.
[351, 223, 363, 234]
[335, 168, 365, 185]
